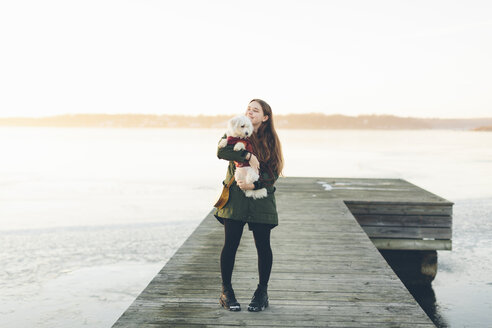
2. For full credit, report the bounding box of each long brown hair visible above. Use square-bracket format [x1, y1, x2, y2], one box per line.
[249, 99, 284, 176]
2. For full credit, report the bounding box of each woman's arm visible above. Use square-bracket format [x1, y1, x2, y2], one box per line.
[252, 169, 279, 190]
[237, 170, 278, 191]
[217, 135, 250, 162]
[217, 135, 259, 171]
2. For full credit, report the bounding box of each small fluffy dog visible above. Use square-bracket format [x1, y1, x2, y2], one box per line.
[218, 115, 267, 199]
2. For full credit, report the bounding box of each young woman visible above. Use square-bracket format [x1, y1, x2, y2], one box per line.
[214, 99, 284, 312]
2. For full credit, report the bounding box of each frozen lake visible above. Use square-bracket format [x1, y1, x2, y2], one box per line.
[0, 127, 491, 327]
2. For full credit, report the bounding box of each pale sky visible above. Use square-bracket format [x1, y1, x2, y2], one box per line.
[1, 0, 491, 118]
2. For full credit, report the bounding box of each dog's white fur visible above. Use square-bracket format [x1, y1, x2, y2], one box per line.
[218, 115, 267, 199]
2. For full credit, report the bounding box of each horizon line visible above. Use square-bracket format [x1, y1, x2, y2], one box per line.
[1, 113, 492, 120]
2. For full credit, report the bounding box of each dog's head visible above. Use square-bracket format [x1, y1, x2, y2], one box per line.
[226, 115, 254, 139]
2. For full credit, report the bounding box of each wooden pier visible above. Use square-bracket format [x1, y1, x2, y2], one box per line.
[113, 177, 453, 327]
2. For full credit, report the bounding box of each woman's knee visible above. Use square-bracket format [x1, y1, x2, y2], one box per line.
[253, 229, 271, 251]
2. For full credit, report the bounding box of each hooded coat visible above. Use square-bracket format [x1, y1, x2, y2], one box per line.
[214, 135, 279, 227]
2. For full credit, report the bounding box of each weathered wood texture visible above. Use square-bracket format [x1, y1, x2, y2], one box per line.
[315, 177, 453, 249]
[113, 177, 444, 327]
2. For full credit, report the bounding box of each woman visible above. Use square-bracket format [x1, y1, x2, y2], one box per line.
[214, 99, 284, 312]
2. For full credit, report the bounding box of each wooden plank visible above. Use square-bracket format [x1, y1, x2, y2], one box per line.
[354, 214, 452, 228]
[361, 226, 452, 239]
[371, 238, 452, 250]
[277, 177, 454, 206]
[345, 202, 452, 216]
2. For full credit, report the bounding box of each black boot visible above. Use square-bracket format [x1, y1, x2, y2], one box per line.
[248, 284, 269, 312]
[219, 284, 241, 311]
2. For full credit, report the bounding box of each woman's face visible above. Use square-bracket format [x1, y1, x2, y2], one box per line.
[246, 101, 268, 128]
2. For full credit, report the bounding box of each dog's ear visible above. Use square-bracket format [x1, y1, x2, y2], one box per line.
[227, 116, 241, 136]
[227, 117, 237, 134]
[240, 116, 249, 127]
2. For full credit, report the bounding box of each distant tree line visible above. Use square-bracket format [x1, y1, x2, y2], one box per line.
[274, 114, 430, 129]
[473, 126, 492, 131]
[1, 113, 492, 130]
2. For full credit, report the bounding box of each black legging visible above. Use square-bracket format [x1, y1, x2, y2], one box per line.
[220, 219, 273, 287]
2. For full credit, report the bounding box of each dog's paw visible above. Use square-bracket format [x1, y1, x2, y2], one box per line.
[252, 188, 268, 199]
[233, 142, 245, 151]
[218, 139, 228, 148]
[245, 188, 268, 199]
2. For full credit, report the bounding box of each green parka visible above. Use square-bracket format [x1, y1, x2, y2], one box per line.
[214, 135, 279, 227]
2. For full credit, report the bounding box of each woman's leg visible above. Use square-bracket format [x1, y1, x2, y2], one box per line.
[220, 219, 245, 286]
[248, 225, 272, 311]
[219, 219, 245, 311]
[252, 226, 272, 287]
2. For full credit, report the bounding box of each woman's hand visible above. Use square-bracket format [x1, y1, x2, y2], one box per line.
[249, 154, 260, 172]
[236, 179, 255, 191]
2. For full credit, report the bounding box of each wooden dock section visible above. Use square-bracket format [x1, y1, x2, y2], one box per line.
[113, 177, 451, 327]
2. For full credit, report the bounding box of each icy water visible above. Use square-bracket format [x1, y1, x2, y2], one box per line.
[0, 127, 491, 327]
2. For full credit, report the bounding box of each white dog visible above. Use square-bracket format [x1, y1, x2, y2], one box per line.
[218, 115, 267, 199]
